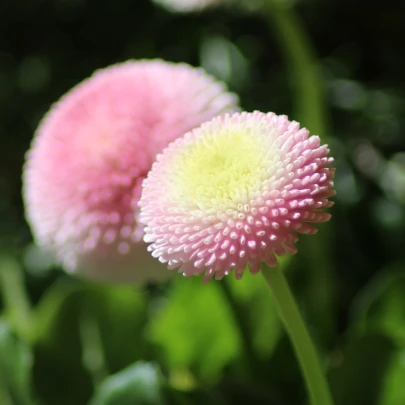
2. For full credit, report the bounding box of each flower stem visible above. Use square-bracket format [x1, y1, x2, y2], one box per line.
[0, 256, 32, 341]
[264, 0, 336, 342]
[261, 263, 334, 405]
[264, 1, 327, 136]
[79, 308, 109, 389]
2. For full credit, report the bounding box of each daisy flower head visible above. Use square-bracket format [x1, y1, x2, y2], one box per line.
[23, 60, 238, 284]
[153, 0, 230, 12]
[140, 111, 335, 283]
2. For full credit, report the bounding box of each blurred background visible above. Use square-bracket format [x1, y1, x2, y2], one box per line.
[1, 0, 405, 404]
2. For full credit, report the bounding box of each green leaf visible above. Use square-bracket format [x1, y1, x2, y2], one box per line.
[83, 285, 150, 373]
[352, 263, 405, 346]
[31, 281, 94, 405]
[378, 348, 405, 405]
[329, 333, 394, 405]
[31, 279, 149, 405]
[0, 319, 34, 405]
[227, 270, 282, 359]
[330, 263, 405, 405]
[147, 276, 241, 382]
[88, 362, 165, 405]
[0, 256, 32, 340]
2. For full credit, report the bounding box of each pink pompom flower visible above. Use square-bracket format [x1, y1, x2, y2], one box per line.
[139, 111, 335, 283]
[153, 0, 230, 12]
[23, 60, 238, 284]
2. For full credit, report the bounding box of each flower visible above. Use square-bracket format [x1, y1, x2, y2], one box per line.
[23, 60, 238, 284]
[139, 111, 335, 282]
[153, 0, 230, 12]
[152, 0, 264, 13]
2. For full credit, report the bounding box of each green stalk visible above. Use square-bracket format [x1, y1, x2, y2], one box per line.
[79, 309, 109, 388]
[264, 0, 335, 340]
[264, 1, 327, 135]
[262, 264, 334, 405]
[0, 256, 32, 340]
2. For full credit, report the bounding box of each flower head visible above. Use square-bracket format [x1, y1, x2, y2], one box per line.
[140, 111, 335, 282]
[23, 60, 238, 284]
[153, 0, 230, 12]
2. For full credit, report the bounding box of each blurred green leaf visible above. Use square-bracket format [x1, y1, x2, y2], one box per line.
[378, 348, 405, 405]
[31, 281, 95, 405]
[0, 256, 32, 340]
[88, 362, 165, 405]
[31, 279, 149, 405]
[352, 262, 405, 346]
[200, 35, 250, 90]
[228, 270, 282, 359]
[85, 285, 150, 373]
[147, 276, 241, 382]
[329, 333, 394, 405]
[348, 264, 405, 405]
[0, 319, 34, 405]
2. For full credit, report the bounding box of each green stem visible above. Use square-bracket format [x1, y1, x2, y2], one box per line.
[79, 309, 109, 388]
[264, 2, 327, 136]
[264, 0, 336, 342]
[262, 263, 334, 405]
[0, 256, 32, 340]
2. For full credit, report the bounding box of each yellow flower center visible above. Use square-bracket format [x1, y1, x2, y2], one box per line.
[175, 127, 269, 208]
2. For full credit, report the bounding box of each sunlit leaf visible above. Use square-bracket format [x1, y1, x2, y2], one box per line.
[88, 362, 165, 405]
[147, 276, 241, 382]
[227, 270, 282, 359]
[378, 348, 405, 405]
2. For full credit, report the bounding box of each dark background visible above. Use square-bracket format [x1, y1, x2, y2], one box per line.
[1, 1, 405, 405]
